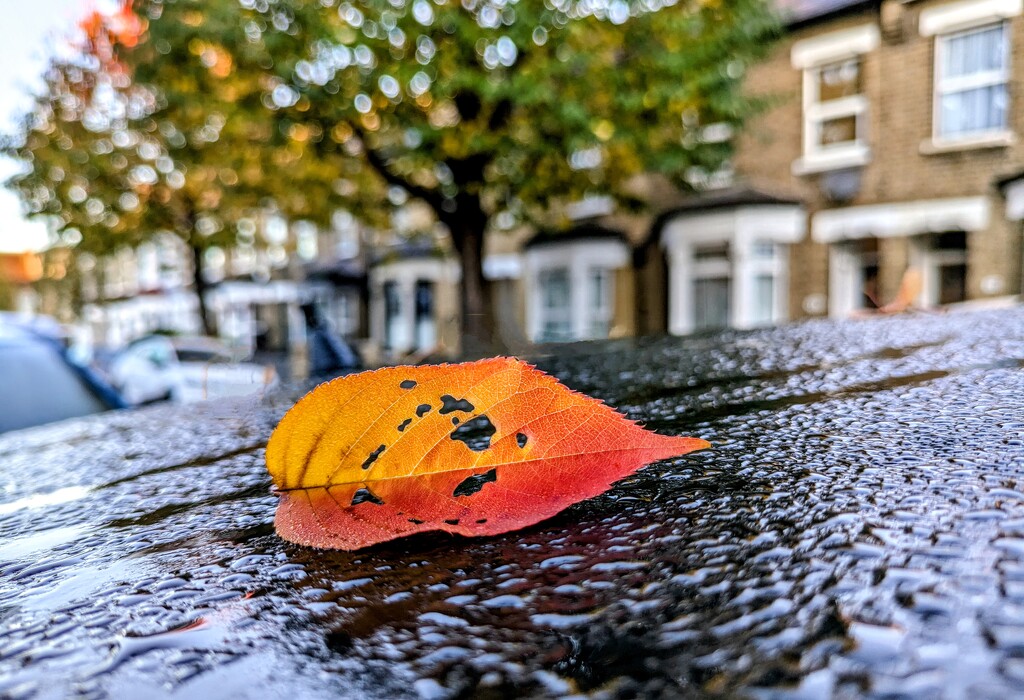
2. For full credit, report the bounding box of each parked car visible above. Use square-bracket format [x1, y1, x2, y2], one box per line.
[0, 316, 126, 434]
[109, 335, 278, 405]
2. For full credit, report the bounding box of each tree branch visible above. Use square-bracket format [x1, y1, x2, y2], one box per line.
[349, 121, 445, 213]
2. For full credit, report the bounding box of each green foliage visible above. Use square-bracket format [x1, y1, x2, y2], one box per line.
[3, 0, 778, 344]
[3, 1, 341, 259]
[277, 0, 779, 223]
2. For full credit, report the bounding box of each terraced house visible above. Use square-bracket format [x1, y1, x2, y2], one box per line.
[474, 0, 1024, 352]
[729, 0, 1024, 321]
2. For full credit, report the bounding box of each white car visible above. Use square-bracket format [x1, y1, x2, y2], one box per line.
[110, 335, 278, 405]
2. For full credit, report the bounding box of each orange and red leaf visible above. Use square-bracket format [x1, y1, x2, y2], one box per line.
[265, 357, 709, 550]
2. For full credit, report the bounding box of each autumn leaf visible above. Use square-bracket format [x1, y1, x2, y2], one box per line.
[265, 357, 709, 550]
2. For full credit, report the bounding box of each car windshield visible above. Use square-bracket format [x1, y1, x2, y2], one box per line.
[0, 342, 109, 433]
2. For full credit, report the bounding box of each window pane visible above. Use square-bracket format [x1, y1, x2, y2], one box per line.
[926, 232, 968, 306]
[539, 268, 572, 342]
[935, 231, 967, 250]
[589, 269, 606, 310]
[414, 281, 433, 317]
[541, 268, 569, 308]
[383, 281, 401, 350]
[587, 268, 611, 338]
[694, 277, 730, 331]
[940, 84, 1008, 136]
[817, 59, 861, 101]
[856, 239, 881, 309]
[819, 115, 858, 146]
[752, 241, 776, 259]
[414, 281, 435, 351]
[752, 275, 775, 325]
[943, 24, 1007, 78]
[860, 261, 880, 309]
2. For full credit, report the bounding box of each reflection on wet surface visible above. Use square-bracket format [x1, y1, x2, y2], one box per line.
[2, 308, 1024, 698]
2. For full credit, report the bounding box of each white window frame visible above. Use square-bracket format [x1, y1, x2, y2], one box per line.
[691, 244, 732, 331]
[369, 257, 459, 358]
[524, 240, 628, 343]
[803, 59, 869, 161]
[791, 24, 878, 174]
[932, 21, 1011, 144]
[747, 240, 786, 327]
[660, 206, 804, 335]
[910, 233, 969, 306]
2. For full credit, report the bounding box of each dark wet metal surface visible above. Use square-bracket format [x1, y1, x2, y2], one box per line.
[2, 308, 1023, 699]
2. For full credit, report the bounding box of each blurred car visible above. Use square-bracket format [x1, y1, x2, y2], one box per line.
[0, 316, 126, 434]
[109, 335, 278, 405]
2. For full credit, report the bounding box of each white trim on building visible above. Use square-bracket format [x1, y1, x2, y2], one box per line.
[811, 197, 990, 243]
[482, 254, 523, 280]
[814, 198, 989, 317]
[791, 24, 881, 68]
[919, 0, 1022, 36]
[660, 204, 805, 336]
[369, 256, 460, 358]
[791, 24, 880, 174]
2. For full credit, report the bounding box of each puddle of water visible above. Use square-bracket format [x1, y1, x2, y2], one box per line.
[92, 619, 226, 676]
[18, 558, 139, 613]
[0, 525, 90, 561]
[0, 486, 91, 517]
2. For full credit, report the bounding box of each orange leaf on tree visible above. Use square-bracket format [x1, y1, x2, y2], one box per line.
[265, 357, 709, 550]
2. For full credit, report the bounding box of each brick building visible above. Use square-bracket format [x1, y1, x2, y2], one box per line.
[530, 0, 1024, 344]
[732, 0, 1024, 320]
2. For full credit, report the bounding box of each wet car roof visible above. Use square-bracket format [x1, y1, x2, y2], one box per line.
[1, 307, 1023, 698]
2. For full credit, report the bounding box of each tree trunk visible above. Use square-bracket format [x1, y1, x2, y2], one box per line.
[190, 243, 215, 336]
[442, 196, 502, 358]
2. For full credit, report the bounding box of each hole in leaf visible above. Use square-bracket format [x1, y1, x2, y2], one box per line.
[439, 394, 475, 415]
[452, 417, 460, 426]
[476, 519, 487, 524]
[325, 629, 353, 652]
[362, 445, 385, 470]
[416, 403, 432, 418]
[516, 432, 528, 448]
[351, 487, 384, 506]
[450, 416, 496, 452]
[444, 519, 460, 525]
[453, 468, 498, 497]
[397, 418, 412, 432]
[408, 518, 424, 524]
[399, 379, 416, 389]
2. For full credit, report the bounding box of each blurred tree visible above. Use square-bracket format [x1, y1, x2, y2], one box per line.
[269, 0, 779, 353]
[6, 0, 777, 349]
[3, 1, 343, 333]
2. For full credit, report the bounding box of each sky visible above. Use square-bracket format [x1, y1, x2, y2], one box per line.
[0, 0, 110, 253]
